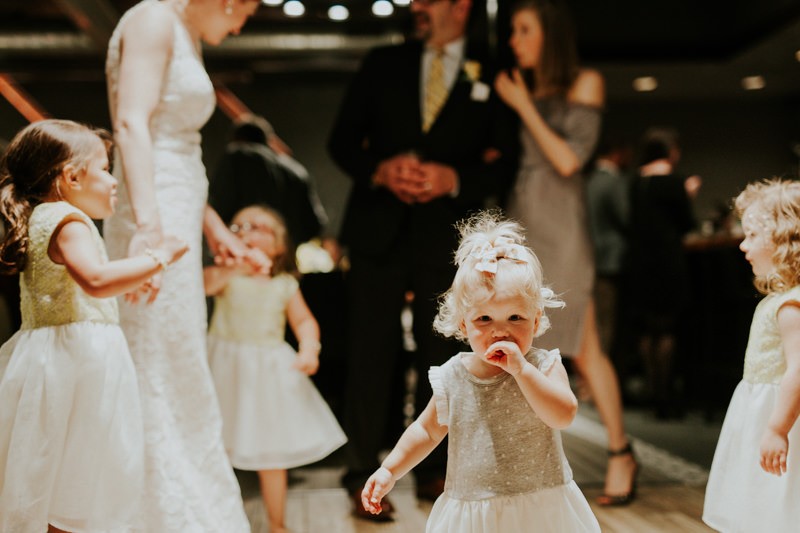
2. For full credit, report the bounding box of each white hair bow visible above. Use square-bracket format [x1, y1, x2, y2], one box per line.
[539, 287, 565, 308]
[470, 237, 527, 274]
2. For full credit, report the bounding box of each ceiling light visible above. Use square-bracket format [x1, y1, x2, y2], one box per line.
[795, 50, 800, 62]
[261, 0, 283, 5]
[632, 76, 658, 92]
[328, 5, 349, 21]
[741, 75, 765, 90]
[393, 0, 411, 5]
[372, 0, 394, 17]
[283, 0, 305, 17]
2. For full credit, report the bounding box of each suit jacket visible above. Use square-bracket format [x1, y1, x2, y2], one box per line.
[210, 142, 327, 246]
[586, 166, 629, 276]
[628, 172, 696, 311]
[328, 39, 517, 264]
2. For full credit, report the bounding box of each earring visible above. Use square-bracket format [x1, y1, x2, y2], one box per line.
[224, 0, 234, 15]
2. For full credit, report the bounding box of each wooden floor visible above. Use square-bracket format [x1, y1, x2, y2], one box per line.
[239, 413, 715, 532]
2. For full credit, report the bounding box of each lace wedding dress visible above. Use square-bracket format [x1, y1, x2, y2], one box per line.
[104, 2, 250, 530]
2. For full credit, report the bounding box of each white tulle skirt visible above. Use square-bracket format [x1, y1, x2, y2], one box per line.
[704, 380, 800, 533]
[0, 323, 144, 533]
[209, 336, 347, 470]
[426, 481, 600, 533]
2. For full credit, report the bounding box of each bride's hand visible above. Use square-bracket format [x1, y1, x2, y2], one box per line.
[208, 225, 272, 275]
[243, 246, 272, 276]
[207, 223, 246, 267]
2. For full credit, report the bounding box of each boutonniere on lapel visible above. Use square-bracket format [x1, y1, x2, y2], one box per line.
[461, 59, 490, 102]
[463, 60, 481, 82]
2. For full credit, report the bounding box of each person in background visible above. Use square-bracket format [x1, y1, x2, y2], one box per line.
[210, 115, 331, 250]
[104, 0, 266, 529]
[495, 0, 637, 506]
[586, 135, 633, 379]
[328, 0, 516, 520]
[627, 127, 701, 420]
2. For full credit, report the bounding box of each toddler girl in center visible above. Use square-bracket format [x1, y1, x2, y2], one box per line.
[703, 178, 800, 532]
[362, 211, 600, 532]
[204, 205, 346, 533]
[0, 119, 188, 532]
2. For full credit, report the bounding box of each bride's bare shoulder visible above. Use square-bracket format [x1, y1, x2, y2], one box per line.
[120, 1, 176, 45]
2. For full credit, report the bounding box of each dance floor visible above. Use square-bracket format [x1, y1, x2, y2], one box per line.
[238, 412, 714, 532]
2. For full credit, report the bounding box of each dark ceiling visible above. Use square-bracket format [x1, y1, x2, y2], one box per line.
[567, 0, 800, 62]
[0, 0, 799, 100]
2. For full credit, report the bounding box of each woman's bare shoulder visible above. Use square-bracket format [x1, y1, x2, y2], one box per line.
[567, 68, 605, 107]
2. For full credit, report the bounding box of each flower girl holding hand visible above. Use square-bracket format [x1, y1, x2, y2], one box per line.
[205, 205, 346, 533]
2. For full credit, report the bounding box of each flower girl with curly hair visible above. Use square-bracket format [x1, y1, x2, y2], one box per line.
[704, 178, 800, 532]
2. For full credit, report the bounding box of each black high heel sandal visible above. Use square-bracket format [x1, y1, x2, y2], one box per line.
[596, 442, 639, 506]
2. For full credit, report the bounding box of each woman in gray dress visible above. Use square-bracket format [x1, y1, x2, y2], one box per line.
[495, 0, 637, 506]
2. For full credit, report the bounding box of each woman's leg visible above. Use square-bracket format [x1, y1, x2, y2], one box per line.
[572, 300, 637, 498]
[258, 469, 288, 532]
[651, 334, 677, 419]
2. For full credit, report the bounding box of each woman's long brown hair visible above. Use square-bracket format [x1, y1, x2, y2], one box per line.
[512, 0, 579, 96]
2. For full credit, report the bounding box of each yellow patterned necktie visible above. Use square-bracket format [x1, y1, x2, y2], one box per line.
[422, 49, 447, 133]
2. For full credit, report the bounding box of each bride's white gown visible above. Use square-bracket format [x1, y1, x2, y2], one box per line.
[105, 1, 250, 530]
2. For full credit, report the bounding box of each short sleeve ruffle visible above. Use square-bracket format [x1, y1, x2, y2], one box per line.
[428, 366, 449, 427]
[274, 273, 299, 302]
[29, 201, 93, 247]
[775, 286, 800, 318]
[531, 348, 562, 374]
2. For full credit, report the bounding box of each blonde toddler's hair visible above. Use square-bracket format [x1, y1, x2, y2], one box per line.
[434, 210, 563, 341]
[735, 178, 800, 294]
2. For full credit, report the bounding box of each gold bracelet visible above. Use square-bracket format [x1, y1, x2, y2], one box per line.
[144, 248, 168, 271]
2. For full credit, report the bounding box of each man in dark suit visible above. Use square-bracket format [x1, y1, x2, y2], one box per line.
[328, 0, 515, 520]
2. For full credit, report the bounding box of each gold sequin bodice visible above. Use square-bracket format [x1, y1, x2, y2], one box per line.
[209, 273, 298, 345]
[20, 202, 119, 329]
[742, 286, 800, 384]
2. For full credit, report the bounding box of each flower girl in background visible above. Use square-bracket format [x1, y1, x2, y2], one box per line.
[0, 119, 188, 532]
[362, 211, 600, 532]
[204, 205, 346, 533]
[703, 178, 800, 532]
